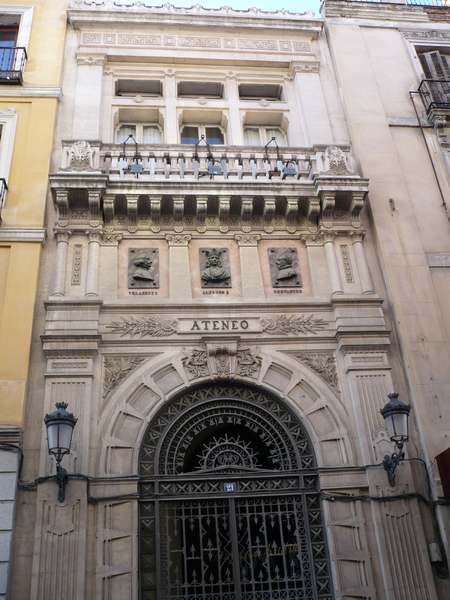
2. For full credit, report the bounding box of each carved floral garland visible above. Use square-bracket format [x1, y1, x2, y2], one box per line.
[262, 314, 327, 335]
[107, 316, 177, 337]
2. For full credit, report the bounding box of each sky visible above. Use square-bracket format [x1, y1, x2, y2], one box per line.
[115, 0, 322, 15]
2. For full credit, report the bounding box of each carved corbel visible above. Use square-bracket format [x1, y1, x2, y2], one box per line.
[307, 196, 320, 223]
[263, 197, 276, 223]
[173, 196, 185, 223]
[150, 196, 161, 225]
[103, 194, 115, 224]
[241, 197, 254, 222]
[285, 198, 298, 226]
[219, 196, 230, 222]
[54, 189, 69, 221]
[87, 189, 102, 223]
[321, 191, 335, 221]
[127, 194, 138, 231]
[196, 196, 208, 225]
[350, 191, 366, 224]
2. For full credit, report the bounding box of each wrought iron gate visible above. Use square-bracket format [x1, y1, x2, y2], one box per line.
[139, 383, 333, 600]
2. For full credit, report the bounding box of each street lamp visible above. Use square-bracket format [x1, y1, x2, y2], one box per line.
[44, 402, 77, 502]
[380, 392, 411, 486]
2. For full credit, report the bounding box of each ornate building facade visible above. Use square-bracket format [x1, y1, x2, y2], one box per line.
[0, 1, 68, 598]
[8, 1, 450, 599]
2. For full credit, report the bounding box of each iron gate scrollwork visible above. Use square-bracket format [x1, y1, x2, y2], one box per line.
[139, 383, 333, 600]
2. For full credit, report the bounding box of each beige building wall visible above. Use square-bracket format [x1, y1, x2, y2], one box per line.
[8, 1, 450, 599]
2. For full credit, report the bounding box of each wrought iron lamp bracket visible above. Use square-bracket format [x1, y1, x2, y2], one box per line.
[55, 463, 68, 503]
[383, 442, 405, 487]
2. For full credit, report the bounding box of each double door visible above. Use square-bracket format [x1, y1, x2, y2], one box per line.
[158, 494, 319, 600]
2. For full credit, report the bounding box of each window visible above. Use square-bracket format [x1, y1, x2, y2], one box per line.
[0, 108, 17, 207]
[180, 125, 224, 145]
[115, 79, 162, 97]
[243, 126, 286, 146]
[0, 8, 32, 84]
[419, 50, 450, 80]
[116, 123, 162, 144]
[418, 50, 450, 110]
[178, 81, 223, 98]
[239, 83, 282, 101]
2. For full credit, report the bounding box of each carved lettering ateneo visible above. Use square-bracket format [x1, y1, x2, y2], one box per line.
[178, 317, 259, 334]
[262, 314, 327, 335]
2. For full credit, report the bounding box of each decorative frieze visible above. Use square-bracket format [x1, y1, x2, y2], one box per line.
[340, 245, 354, 284]
[183, 344, 261, 379]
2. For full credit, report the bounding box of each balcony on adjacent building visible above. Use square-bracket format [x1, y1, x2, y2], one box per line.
[417, 79, 450, 121]
[0, 46, 27, 84]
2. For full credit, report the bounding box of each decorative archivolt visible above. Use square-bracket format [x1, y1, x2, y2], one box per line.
[97, 347, 353, 475]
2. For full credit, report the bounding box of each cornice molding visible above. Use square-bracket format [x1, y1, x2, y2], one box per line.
[0, 228, 46, 243]
[0, 86, 61, 98]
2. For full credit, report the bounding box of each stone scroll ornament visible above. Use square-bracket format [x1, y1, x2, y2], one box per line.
[200, 248, 231, 288]
[128, 248, 159, 289]
[269, 247, 302, 288]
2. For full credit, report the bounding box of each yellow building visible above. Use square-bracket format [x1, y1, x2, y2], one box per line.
[0, 2, 67, 597]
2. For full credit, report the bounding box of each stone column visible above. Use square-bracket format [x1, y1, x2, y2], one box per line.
[72, 54, 106, 140]
[290, 61, 333, 146]
[85, 231, 101, 297]
[235, 234, 264, 299]
[324, 234, 343, 295]
[166, 234, 192, 300]
[53, 230, 71, 296]
[164, 70, 178, 144]
[225, 74, 243, 146]
[352, 236, 374, 294]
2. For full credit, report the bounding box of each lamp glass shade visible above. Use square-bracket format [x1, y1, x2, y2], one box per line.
[380, 392, 410, 445]
[44, 402, 77, 463]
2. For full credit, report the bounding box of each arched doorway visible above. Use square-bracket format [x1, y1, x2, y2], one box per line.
[139, 382, 333, 600]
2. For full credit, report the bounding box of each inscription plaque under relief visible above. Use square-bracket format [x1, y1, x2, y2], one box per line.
[128, 248, 159, 289]
[268, 248, 302, 288]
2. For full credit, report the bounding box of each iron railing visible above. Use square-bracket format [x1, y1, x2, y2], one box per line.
[0, 47, 27, 84]
[418, 79, 450, 114]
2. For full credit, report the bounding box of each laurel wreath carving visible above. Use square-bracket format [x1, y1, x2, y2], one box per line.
[261, 314, 327, 335]
[107, 316, 177, 337]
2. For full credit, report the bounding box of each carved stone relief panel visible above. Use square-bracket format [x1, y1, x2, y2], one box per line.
[199, 248, 231, 288]
[268, 247, 302, 288]
[118, 239, 168, 298]
[128, 248, 159, 289]
[189, 239, 241, 298]
[258, 239, 311, 297]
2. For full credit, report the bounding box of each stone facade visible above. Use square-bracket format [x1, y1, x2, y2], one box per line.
[8, 1, 450, 599]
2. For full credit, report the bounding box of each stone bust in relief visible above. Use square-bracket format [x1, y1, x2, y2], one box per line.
[201, 249, 231, 286]
[275, 253, 297, 282]
[132, 256, 155, 283]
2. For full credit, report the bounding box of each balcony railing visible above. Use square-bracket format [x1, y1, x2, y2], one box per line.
[61, 141, 361, 184]
[0, 47, 27, 84]
[418, 79, 450, 115]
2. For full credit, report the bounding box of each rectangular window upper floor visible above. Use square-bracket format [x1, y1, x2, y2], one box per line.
[0, 6, 33, 85]
[0, 108, 17, 212]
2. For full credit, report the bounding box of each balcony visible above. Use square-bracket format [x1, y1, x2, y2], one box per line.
[418, 79, 450, 121]
[0, 47, 27, 84]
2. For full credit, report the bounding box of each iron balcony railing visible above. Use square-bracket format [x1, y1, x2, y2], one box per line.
[418, 79, 450, 115]
[0, 47, 27, 84]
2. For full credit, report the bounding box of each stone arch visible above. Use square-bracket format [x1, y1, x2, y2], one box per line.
[97, 347, 354, 476]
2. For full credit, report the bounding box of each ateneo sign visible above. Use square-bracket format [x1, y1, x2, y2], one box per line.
[178, 317, 261, 334]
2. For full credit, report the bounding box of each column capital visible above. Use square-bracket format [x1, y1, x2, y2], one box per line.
[234, 233, 261, 247]
[86, 230, 102, 243]
[166, 233, 191, 247]
[54, 228, 72, 242]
